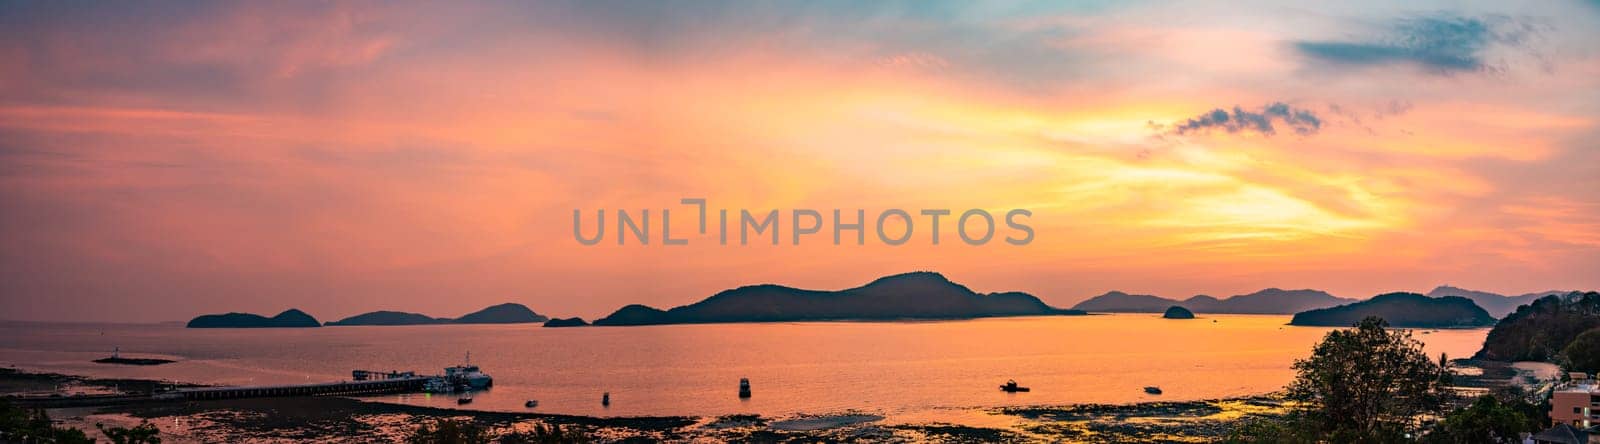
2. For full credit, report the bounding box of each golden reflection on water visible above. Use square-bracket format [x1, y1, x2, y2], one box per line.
[0, 314, 1488, 419]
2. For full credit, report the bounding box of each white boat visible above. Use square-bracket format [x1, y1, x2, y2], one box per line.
[423, 378, 453, 393]
[444, 352, 493, 389]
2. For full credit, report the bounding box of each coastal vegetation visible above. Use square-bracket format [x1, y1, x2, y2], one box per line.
[1284, 317, 1453, 440]
[1475, 291, 1600, 363]
[0, 399, 92, 443]
[1427, 395, 1542, 444]
[406, 418, 490, 443]
[403, 417, 595, 443]
[96, 421, 161, 444]
[1287, 293, 1495, 328]
[1229, 317, 1546, 443]
[0, 399, 161, 444]
[591, 271, 1083, 326]
[185, 309, 321, 328]
[1563, 328, 1600, 374]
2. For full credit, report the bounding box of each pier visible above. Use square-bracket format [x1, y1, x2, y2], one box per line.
[176, 376, 430, 400]
[6, 376, 431, 409]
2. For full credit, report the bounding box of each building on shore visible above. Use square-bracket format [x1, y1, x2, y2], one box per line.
[1551, 373, 1599, 430]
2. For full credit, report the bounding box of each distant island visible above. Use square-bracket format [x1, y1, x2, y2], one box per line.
[1288, 293, 1495, 328]
[591, 271, 1083, 326]
[1475, 291, 1600, 361]
[1162, 306, 1195, 319]
[1072, 288, 1355, 314]
[543, 317, 589, 327]
[186, 309, 321, 328]
[325, 311, 444, 326]
[325, 303, 548, 326]
[1425, 285, 1568, 319]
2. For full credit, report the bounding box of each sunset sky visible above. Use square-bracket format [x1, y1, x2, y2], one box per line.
[2, 1, 1598, 322]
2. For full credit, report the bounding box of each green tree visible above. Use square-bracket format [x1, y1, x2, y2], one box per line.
[408, 418, 491, 444]
[98, 420, 162, 444]
[1223, 415, 1319, 443]
[496, 423, 591, 444]
[0, 400, 93, 444]
[1426, 395, 1531, 444]
[1562, 327, 1600, 374]
[1284, 316, 1454, 442]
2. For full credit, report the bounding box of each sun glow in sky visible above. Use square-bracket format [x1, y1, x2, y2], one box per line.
[1, 1, 1598, 322]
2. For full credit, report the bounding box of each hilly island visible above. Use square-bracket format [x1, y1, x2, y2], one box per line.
[1475, 291, 1600, 362]
[1072, 288, 1355, 314]
[325, 303, 548, 326]
[187, 304, 548, 328]
[1425, 285, 1569, 319]
[186, 309, 322, 328]
[589, 271, 1083, 326]
[1288, 293, 1496, 328]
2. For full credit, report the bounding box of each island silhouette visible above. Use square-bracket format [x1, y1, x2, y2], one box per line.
[1161, 306, 1195, 319]
[1072, 288, 1355, 314]
[1424, 285, 1570, 318]
[1288, 293, 1495, 327]
[588, 271, 1082, 326]
[186, 309, 321, 328]
[325, 303, 548, 326]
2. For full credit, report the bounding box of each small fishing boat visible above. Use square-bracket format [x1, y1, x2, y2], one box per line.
[1000, 380, 1031, 393]
[1144, 386, 1163, 395]
[524, 400, 538, 408]
[738, 378, 752, 398]
[457, 392, 473, 405]
[602, 392, 611, 407]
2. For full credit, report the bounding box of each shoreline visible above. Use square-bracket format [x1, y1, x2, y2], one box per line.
[3, 356, 1548, 440]
[3, 356, 1552, 442]
[3, 368, 1293, 442]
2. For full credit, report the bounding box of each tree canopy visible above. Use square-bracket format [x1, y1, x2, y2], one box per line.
[1563, 327, 1600, 374]
[1284, 316, 1454, 441]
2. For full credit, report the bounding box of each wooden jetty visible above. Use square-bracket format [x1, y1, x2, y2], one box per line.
[6, 376, 431, 408]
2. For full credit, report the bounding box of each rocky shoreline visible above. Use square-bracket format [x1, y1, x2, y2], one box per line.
[4, 358, 1554, 443]
[3, 368, 1294, 443]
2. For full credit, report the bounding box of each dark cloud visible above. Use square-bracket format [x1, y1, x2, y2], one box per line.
[1293, 14, 1537, 74]
[1169, 102, 1322, 137]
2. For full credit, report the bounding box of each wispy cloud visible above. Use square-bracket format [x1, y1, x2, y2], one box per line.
[1167, 102, 1323, 137]
[1293, 14, 1538, 74]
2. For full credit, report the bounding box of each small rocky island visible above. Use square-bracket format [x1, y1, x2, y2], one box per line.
[543, 317, 589, 327]
[1288, 293, 1495, 328]
[1162, 306, 1195, 319]
[186, 309, 322, 328]
[592, 271, 1083, 326]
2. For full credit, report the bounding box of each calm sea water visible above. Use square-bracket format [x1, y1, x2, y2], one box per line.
[0, 315, 1487, 419]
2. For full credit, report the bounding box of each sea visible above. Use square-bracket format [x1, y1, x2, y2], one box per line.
[0, 314, 1489, 420]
